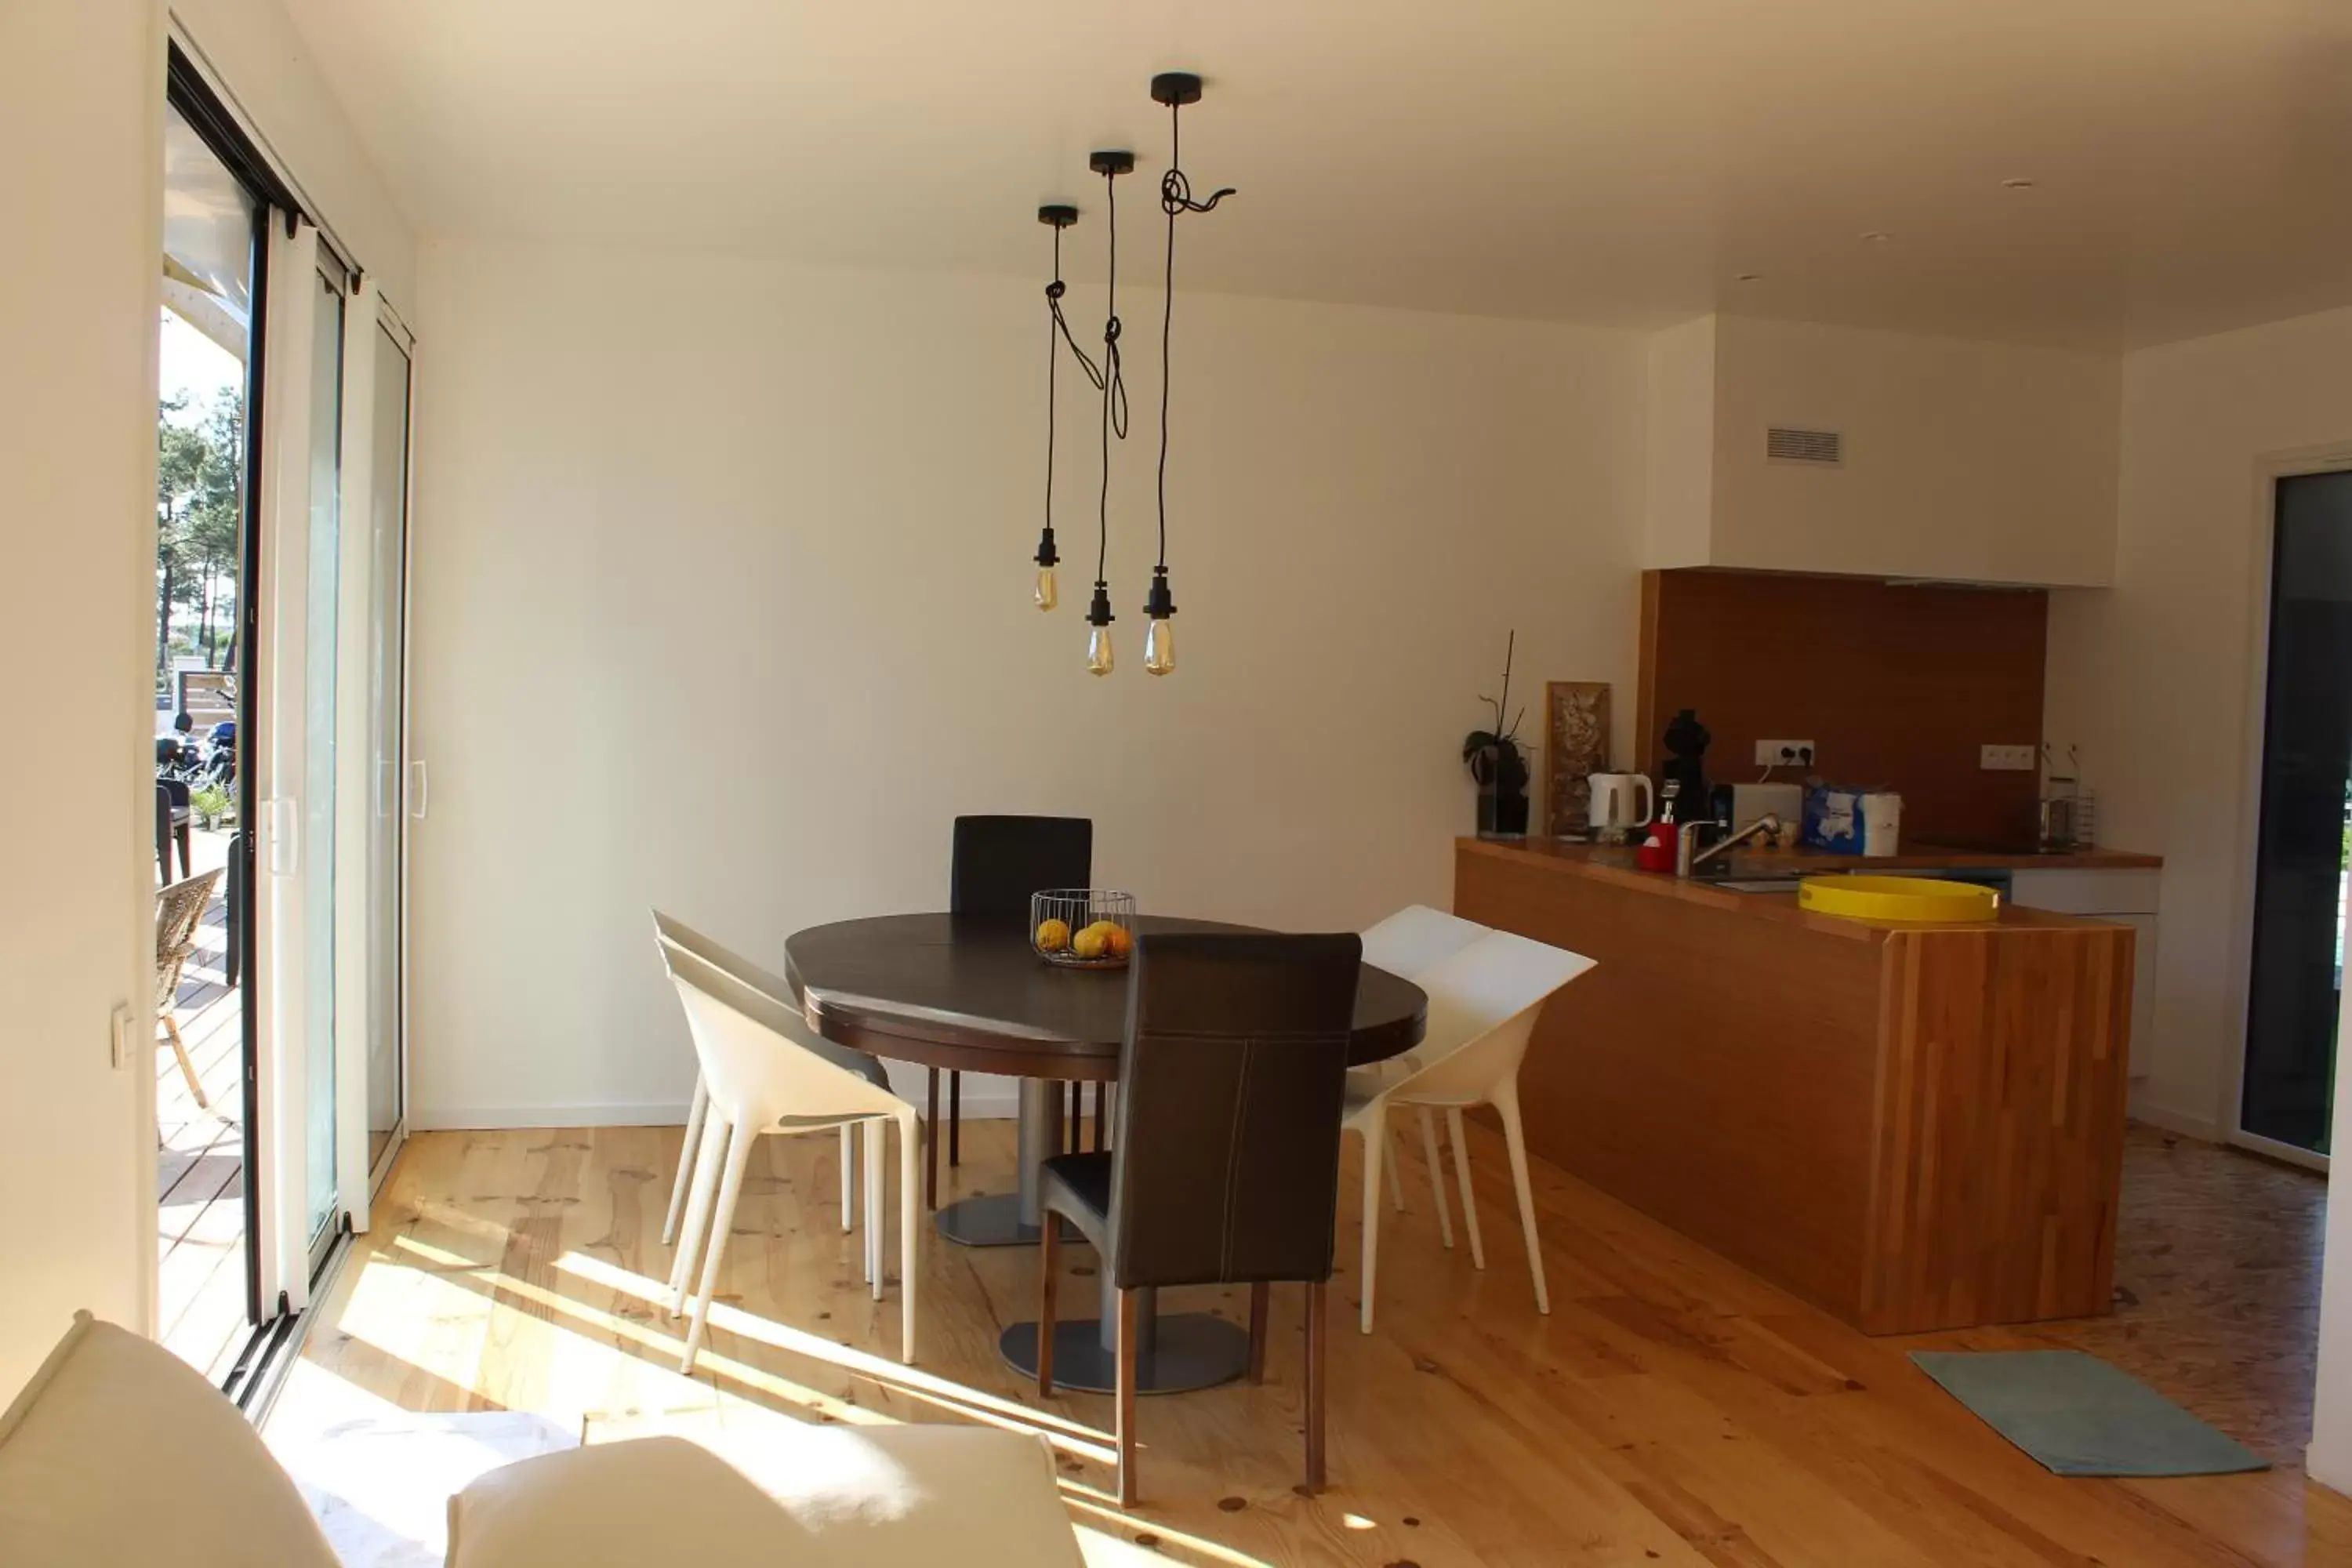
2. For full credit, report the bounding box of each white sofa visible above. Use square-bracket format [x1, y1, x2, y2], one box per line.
[0, 1312, 1087, 1567]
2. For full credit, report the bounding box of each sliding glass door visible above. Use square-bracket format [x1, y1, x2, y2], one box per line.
[156, 92, 263, 1381]
[2241, 468, 2352, 1158]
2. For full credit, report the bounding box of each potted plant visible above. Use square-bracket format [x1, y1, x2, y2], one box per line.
[1464, 630, 1530, 838]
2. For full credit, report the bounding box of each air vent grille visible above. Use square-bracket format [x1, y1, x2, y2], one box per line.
[1766, 426, 1843, 466]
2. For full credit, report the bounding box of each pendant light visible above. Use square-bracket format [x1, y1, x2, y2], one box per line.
[1143, 73, 1235, 677]
[1083, 149, 1134, 677]
[1032, 203, 1083, 612]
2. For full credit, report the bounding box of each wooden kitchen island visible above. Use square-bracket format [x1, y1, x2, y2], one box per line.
[1457, 838, 2134, 1334]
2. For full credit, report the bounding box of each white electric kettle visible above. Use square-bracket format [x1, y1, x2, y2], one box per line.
[1588, 772, 1654, 840]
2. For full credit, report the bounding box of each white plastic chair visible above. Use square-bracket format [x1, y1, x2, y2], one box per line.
[1343, 928, 1595, 1333]
[1352, 906, 1490, 1220]
[1359, 904, 1488, 978]
[657, 935, 924, 1371]
[653, 911, 867, 1254]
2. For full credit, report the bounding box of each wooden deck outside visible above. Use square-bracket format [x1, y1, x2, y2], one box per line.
[158, 826, 250, 1385]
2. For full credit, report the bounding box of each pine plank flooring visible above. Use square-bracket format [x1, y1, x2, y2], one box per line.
[297, 1118, 2349, 1566]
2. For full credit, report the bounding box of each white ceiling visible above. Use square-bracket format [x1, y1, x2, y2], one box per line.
[284, 0, 2352, 350]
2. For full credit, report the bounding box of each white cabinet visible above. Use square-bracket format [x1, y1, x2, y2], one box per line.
[2009, 869, 2160, 1080]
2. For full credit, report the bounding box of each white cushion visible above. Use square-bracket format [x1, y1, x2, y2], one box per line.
[0, 1311, 339, 1568]
[448, 1425, 1086, 1568]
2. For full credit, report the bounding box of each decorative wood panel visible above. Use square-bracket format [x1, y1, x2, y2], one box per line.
[1543, 680, 1610, 837]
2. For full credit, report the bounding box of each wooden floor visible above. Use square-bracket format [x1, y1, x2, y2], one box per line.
[1915, 1125, 2328, 1462]
[300, 1117, 2350, 1566]
[158, 829, 249, 1385]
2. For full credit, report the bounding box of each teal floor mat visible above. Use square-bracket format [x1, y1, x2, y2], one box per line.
[1910, 1350, 2269, 1478]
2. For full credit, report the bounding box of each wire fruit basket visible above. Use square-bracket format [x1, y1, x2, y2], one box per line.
[1031, 889, 1137, 969]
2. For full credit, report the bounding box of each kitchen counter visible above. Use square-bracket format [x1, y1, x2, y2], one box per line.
[1485, 836, 2161, 876]
[1455, 837, 2134, 1334]
[1461, 840, 2123, 939]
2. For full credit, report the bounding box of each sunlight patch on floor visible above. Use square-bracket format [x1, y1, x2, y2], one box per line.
[325, 1236, 1274, 1568]
[554, 1247, 1118, 1461]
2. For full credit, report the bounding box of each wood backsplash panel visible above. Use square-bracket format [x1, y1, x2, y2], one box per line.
[1636, 568, 2047, 847]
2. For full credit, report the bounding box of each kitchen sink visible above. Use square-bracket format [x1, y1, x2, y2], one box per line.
[1709, 877, 1808, 894]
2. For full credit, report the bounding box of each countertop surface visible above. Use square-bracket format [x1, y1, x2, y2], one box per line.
[1455, 838, 2147, 938]
[1465, 836, 2161, 874]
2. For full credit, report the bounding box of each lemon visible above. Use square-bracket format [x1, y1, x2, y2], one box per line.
[1035, 918, 1071, 953]
[1072, 925, 1109, 960]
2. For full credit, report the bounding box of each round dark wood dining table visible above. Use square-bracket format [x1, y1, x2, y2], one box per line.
[783, 912, 1428, 1394]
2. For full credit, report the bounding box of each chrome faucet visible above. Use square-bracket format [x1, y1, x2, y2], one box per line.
[1676, 813, 1784, 878]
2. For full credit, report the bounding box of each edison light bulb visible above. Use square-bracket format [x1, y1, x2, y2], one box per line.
[1143, 615, 1174, 676]
[1140, 568, 1178, 677]
[1087, 622, 1115, 676]
[1034, 566, 1058, 611]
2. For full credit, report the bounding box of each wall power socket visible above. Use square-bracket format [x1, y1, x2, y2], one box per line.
[1754, 739, 1817, 768]
[1980, 744, 2038, 771]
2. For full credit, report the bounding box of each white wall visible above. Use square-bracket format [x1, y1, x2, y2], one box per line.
[0, 0, 165, 1394]
[1642, 314, 2120, 586]
[1642, 315, 1715, 570]
[0, 0, 414, 1389]
[1711, 315, 2120, 585]
[2045, 303, 2352, 1139]
[404, 238, 1647, 1127]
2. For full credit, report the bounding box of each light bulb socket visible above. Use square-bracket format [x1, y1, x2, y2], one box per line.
[1142, 567, 1177, 619]
[1034, 527, 1059, 568]
[1086, 583, 1116, 626]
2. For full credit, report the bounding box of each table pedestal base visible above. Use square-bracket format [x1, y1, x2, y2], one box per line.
[998, 1314, 1250, 1396]
[935, 1192, 1077, 1249]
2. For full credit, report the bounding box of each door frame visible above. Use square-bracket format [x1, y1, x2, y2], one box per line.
[2219, 441, 2352, 1171]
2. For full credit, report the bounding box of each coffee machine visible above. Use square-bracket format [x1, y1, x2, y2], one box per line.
[1660, 708, 1712, 825]
[1636, 709, 1715, 871]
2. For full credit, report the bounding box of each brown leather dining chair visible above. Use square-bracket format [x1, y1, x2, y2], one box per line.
[1033, 931, 1361, 1506]
[935, 814, 1093, 1207]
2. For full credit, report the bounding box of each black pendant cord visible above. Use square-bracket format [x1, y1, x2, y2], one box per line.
[1095, 165, 1130, 597]
[1044, 227, 1062, 542]
[1048, 223, 1107, 394]
[1037, 211, 1085, 582]
[1155, 100, 1234, 575]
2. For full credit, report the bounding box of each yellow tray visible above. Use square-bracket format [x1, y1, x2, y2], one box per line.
[1798, 874, 2001, 924]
